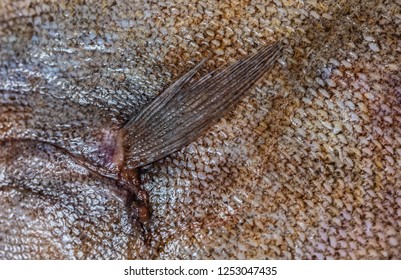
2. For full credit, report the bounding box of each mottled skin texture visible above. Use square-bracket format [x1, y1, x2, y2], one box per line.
[1, 0, 400, 259]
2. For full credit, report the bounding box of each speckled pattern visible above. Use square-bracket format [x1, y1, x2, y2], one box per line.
[1, 0, 400, 259]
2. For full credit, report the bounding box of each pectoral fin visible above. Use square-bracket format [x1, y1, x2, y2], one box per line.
[121, 41, 282, 168]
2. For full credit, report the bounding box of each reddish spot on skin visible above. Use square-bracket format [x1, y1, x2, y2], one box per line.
[118, 165, 151, 224]
[99, 129, 151, 225]
[133, 206, 151, 223]
[74, 128, 151, 226]
[95, 128, 125, 172]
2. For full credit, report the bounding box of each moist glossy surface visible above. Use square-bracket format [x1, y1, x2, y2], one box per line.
[1, 0, 401, 259]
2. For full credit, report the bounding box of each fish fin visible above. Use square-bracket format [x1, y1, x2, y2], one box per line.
[121, 41, 282, 168]
[123, 57, 208, 129]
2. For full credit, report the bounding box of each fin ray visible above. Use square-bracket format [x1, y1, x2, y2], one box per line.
[122, 41, 282, 168]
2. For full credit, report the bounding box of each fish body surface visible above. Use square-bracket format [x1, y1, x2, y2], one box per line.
[0, 0, 401, 259]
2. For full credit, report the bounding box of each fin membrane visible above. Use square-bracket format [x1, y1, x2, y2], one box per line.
[121, 41, 282, 168]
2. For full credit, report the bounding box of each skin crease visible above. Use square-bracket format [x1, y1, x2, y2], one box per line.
[0, 0, 400, 259]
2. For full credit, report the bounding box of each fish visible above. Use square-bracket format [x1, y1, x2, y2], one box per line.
[1, 0, 400, 259]
[1, 38, 282, 236]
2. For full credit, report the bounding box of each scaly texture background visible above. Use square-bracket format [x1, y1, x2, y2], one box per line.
[0, 0, 400, 259]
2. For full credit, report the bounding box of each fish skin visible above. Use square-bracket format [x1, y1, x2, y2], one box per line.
[1, 0, 401, 259]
